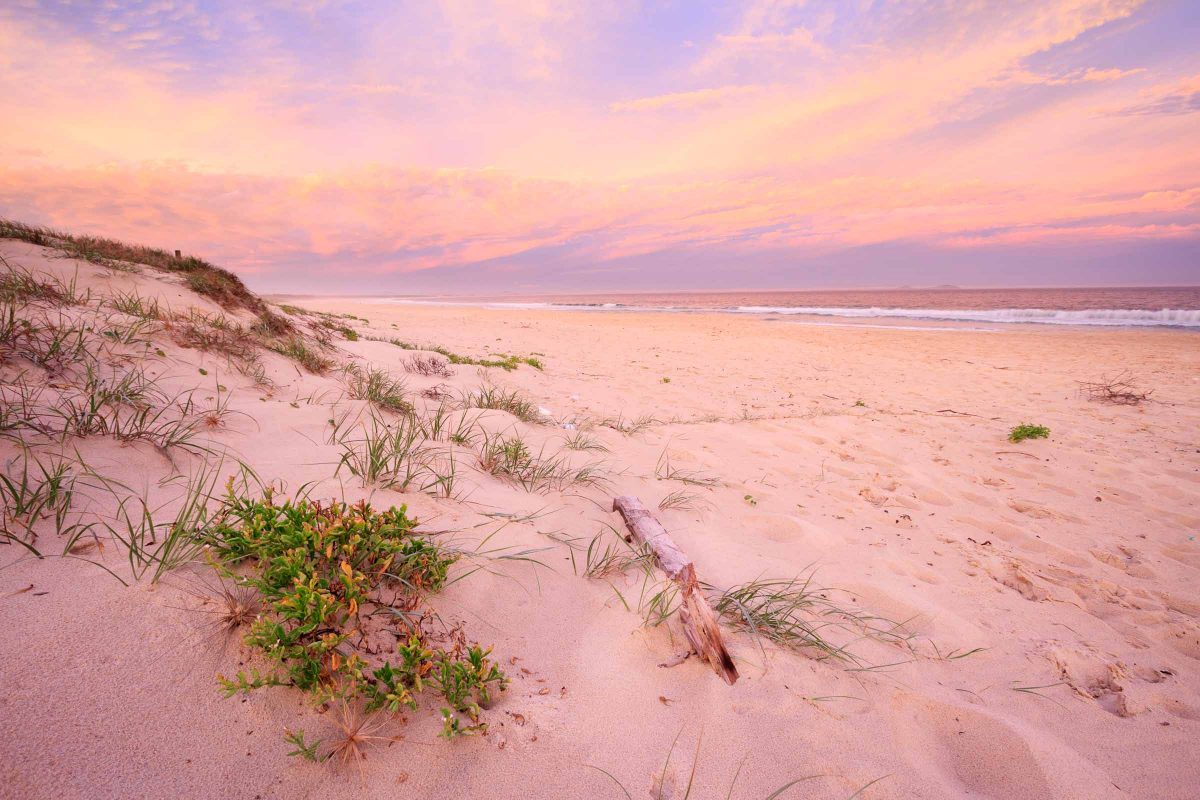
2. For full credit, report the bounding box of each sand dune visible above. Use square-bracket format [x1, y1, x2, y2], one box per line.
[2, 237, 1198, 799]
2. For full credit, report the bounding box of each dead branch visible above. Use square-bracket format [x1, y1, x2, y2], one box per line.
[611, 495, 739, 685]
[1078, 370, 1152, 406]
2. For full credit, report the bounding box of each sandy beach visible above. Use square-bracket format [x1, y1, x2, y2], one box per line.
[1, 237, 1198, 799]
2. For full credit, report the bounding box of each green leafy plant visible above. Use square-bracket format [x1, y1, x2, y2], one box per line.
[207, 494, 507, 761]
[1008, 423, 1050, 443]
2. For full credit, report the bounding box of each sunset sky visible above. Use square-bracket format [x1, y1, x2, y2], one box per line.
[2, 1, 1198, 293]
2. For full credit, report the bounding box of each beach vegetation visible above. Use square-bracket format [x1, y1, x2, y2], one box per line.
[712, 575, 912, 664]
[404, 353, 455, 377]
[371, 335, 543, 370]
[331, 411, 433, 491]
[587, 730, 816, 800]
[657, 489, 710, 513]
[1079, 371, 1152, 406]
[0, 446, 81, 545]
[600, 412, 659, 435]
[269, 335, 335, 374]
[209, 495, 506, 757]
[419, 402, 482, 446]
[562, 429, 609, 452]
[0, 261, 89, 305]
[1007, 423, 1050, 443]
[655, 448, 721, 487]
[478, 430, 606, 493]
[461, 383, 545, 424]
[345, 364, 411, 413]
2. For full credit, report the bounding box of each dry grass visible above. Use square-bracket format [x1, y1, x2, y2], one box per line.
[327, 700, 399, 775]
[170, 572, 263, 656]
[404, 353, 454, 377]
[1079, 370, 1153, 406]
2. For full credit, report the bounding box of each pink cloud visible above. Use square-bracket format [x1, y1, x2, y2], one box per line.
[0, 0, 1196, 289]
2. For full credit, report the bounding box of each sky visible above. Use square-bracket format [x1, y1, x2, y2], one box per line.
[2, 0, 1198, 293]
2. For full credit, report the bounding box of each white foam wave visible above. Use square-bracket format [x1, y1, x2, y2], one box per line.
[367, 298, 1200, 328]
[730, 306, 1200, 327]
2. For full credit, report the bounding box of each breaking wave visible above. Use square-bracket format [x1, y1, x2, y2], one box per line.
[370, 298, 1200, 328]
[728, 306, 1200, 327]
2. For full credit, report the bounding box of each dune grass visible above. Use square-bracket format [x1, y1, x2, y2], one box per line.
[371, 335, 543, 371]
[711, 575, 912, 664]
[658, 488, 712, 513]
[562, 429, 609, 452]
[654, 448, 722, 487]
[588, 730, 818, 800]
[478, 430, 606, 493]
[0, 261, 90, 306]
[332, 411, 433, 491]
[600, 412, 660, 435]
[345, 364, 411, 413]
[99, 463, 224, 583]
[269, 334, 335, 374]
[0, 446, 81, 546]
[461, 383, 545, 424]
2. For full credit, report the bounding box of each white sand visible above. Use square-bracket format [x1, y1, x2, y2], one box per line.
[2, 239, 1199, 799]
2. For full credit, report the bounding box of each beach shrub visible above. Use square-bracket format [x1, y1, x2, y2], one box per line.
[210, 495, 507, 752]
[1008, 423, 1050, 443]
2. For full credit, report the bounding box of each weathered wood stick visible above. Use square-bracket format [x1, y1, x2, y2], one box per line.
[612, 495, 739, 685]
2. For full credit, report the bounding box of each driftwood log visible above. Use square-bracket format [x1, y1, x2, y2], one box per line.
[612, 495, 739, 685]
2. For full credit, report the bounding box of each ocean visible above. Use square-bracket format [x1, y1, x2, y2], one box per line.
[367, 286, 1200, 328]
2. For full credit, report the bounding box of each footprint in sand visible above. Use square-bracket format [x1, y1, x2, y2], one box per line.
[1089, 546, 1157, 580]
[985, 558, 1055, 602]
[1159, 543, 1200, 570]
[910, 482, 955, 506]
[1007, 498, 1083, 523]
[1041, 644, 1175, 718]
[1161, 621, 1200, 660]
[1038, 482, 1077, 498]
[858, 486, 889, 507]
[887, 694, 1057, 799]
